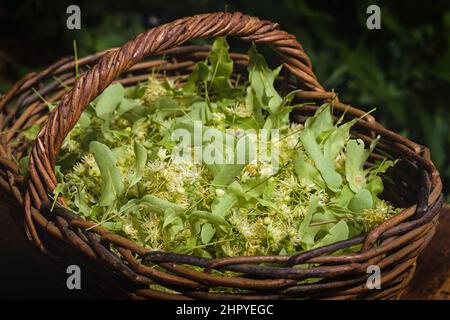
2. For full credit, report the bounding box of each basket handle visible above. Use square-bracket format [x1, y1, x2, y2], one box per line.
[27, 11, 325, 204]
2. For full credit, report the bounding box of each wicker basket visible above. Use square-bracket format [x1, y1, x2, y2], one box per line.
[0, 12, 443, 300]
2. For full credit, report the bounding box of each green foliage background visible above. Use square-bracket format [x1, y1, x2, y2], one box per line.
[1, 0, 449, 198]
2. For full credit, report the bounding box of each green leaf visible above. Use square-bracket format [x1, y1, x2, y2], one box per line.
[298, 195, 319, 247]
[313, 220, 349, 249]
[154, 96, 182, 119]
[348, 189, 373, 213]
[95, 83, 125, 120]
[258, 198, 278, 209]
[305, 104, 334, 140]
[247, 45, 283, 114]
[371, 159, 397, 175]
[122, 104, 152, 123]
[94, 83, 125, 141]
[324, 120, 355, 163]
[294, 150, 326, 189]
[263, 105, 294, 131]
[365, 159, 396, 200]
[208, 37, 233, 94]
[334, 184, 355, 207]
[367, 175, 384, 197]
[188, 101, 210, 122]
[89, 141, 124, 206]
[212, 164, 245, 188]
[176, 121, 244, 184]
[244, 86, 265, 127]
[55, 165, 64, 182]
[300, 129, 342, 191]
[189, 210, 230, 227]
[163, 208, 184, 240]
[201, 223, 216, 245]
[140, 194, 185, 215]
[103, 221, 123, 232]
[111, 146, 127, 159]
[211, 192, 238, 217]
[117, 98, 143, 115]
[163, 209, 181, 228]
[119, 198, 141, 215]
[22, 124, 42, 140]
[240, 177, 269, 200]
[19, 156, 29, 177]
[183, 61, 209, 93]
[128, 141, 147, 188]
[100, 118, 114, 142]
[52, 182, 64, 201]
[78, 112, 91, 128]
[345, 139, 368, 193]
[74, 187, 92, 217]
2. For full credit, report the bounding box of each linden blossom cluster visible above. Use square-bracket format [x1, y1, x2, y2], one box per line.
[18, 37, 401, 259]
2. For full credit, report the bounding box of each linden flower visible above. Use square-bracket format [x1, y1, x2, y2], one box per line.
[175, 159, 201, 182]
[359, 208, 390, 231]
[233, 101, 252, 118]
[116, 146, 136, 176]
[221, 242, 242, 257]
[142, 76, 166, 105]
[260, 163, 275, 176]
[284, 133, 300, 150]
[147, 160, 166, 172]
[317, 189, 329, 206]
[295, 206, 307, 219]
[157, 147, 169, 160]
[211, 112, 226, 124]
[132, 120, 150, 140]
[301, 182, 315, 195]
[142, 215, 164, 250]
[72, 162, 86, 175]
[163, 171, 184, 191]
[229, 210, 253, 239]
[223, 101, 251, 118]
[277, 139, 298, 163]
[239, 224, 254, 239]
[172, 194, 190, 209]
[359, 202, 397, 232]
[62, 138, 80, 153]
[267, 222, 285, 244]
[62, 124, 84, 152]
[243, 159, 259, 176]
[112, 117, 131, 130]
[272, 179, 294, 205]
[289, 229, 302, 247]
[123, 221, 139, 240]
[80, 154, 100, 176]
[159, 119, 174, 134]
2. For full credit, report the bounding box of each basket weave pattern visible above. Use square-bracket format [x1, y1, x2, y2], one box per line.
[0, 12, 443, 299]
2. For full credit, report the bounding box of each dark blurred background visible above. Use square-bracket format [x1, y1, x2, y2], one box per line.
[0, 0, 449, 198]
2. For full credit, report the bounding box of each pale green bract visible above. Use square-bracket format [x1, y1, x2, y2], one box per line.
[31, 37, 402, 258]
[89, 141, 124, 207]
[128, 141, 147, 188]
